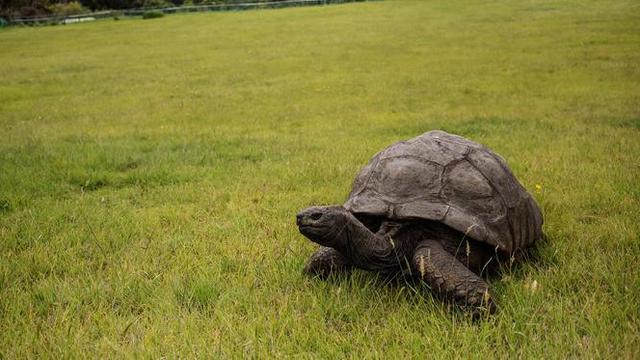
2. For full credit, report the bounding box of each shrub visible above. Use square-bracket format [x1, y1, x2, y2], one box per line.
[48, 1, 89, 16]
[141, 0, 171, 8]
[141, 10, 163, 18]
[18, 5, 45, 17]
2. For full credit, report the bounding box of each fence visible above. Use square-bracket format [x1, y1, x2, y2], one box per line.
[5, 0, 369, 26]
[7, 10, 115, 26]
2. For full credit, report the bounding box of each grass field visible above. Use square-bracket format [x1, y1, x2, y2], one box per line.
[1, 0, 639, 357]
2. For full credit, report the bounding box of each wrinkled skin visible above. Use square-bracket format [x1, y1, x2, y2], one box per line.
[297, 205, 499, 314]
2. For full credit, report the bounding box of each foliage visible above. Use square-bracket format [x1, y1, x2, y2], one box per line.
[0, 0, 291, 16]
[0, 0, 46, 18]
[47, 1, 88, 16]
[141, 0, 172, 8]
[142, 9, 163, 18]
[0, 0, 639, 357]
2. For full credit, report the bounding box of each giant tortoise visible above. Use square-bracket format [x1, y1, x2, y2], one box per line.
[296, 130, 543, 313]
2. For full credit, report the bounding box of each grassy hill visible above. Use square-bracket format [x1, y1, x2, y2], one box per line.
[1, 0, 638, 357]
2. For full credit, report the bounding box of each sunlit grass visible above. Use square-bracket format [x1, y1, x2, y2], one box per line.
[1, 0, 639, 357]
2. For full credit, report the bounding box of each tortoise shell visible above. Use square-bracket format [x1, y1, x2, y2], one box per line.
[344, 130, 543, 254]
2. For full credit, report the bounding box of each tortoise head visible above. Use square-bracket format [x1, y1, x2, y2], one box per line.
[296, 205, 351, 247]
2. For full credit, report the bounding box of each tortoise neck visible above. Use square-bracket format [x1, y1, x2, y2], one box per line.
[334, 213, 376, 259]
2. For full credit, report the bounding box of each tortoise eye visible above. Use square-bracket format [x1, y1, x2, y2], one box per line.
[310, 212, 323, 220]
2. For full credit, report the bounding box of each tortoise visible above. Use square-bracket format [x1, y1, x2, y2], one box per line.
[296, 130, 543, 313]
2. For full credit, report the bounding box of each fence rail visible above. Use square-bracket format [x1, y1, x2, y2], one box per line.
[5, 0, 368, 26]
[8, 10, 115, 25]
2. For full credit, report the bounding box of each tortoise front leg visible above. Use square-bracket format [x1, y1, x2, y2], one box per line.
[303, 246, 352, 279]
[413, 239, 496, 314]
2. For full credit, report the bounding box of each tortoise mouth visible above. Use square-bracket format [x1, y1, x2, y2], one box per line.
[296, 216, 317, 229]
[297, 223, 324, 236]
[297, 221, 335, 246]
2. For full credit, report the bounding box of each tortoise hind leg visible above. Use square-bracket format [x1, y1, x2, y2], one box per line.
[440, 237, 501, 276]
[304, 246, 352, 279]
[413, 239, 496, 314]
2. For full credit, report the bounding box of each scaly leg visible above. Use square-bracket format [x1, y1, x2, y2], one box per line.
[413, 239, 496, 314]
[303, 246, 352, 279]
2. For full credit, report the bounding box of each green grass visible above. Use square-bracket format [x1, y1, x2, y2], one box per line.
[1, 0, 639, 357]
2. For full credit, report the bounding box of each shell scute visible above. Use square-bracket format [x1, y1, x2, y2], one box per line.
[466, 149, 524, 208]
[393, 201, 449, 220]
[443, 160, 493, 198]
[371, 157, 443, 202]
